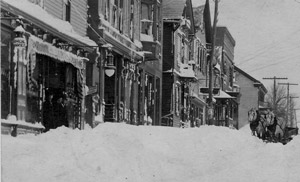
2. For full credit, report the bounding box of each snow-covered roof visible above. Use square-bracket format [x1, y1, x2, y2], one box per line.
[178, 64, 196, 79]
[214, 90, 235, 99]
[1, 0, 97, 49]
[162, 0, 187, 19]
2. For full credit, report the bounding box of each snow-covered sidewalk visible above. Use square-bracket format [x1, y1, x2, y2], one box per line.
[2, 123, 300, 182]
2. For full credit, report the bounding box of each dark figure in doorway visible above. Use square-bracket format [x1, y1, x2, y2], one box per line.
[43, 93, 54, 131]
[56, 93, 69, 128]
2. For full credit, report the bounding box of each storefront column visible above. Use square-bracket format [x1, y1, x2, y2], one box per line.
[12, 28, 27, 121]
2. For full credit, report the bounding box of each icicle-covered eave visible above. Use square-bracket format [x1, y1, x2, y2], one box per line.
[1, 0, 97, 51]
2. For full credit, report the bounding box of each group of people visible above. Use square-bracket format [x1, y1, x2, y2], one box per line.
[42, 91, 70, 131]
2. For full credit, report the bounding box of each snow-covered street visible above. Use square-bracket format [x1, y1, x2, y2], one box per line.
[2, 123, 300, 182]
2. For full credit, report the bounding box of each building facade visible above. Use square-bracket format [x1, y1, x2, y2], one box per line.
[161, 0, 197, 127]
[213, 26, 239, 128]
[87, 0, 163, 126]
[234, 66, 268, 129]
[1, 0, 97, 134]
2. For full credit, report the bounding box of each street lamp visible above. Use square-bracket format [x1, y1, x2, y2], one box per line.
[12, 25, 26, 47]
[102, 44, 115, 77]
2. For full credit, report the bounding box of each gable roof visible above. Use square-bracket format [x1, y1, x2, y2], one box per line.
[162, 0, 195, 34]
[234, 66, 268, 93]
[162, 0, 187, 19]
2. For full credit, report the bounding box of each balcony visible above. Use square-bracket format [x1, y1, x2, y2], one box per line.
[141, 33, 161, 60]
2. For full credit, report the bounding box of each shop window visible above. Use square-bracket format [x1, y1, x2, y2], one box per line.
[1, 28, 12, 119]
[26, 52, 40, 123]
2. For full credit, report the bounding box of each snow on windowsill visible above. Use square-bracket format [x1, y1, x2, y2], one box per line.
[99, 16, 143, 49]
[140, 33, 154, 42]
[1, 116, 45, 129]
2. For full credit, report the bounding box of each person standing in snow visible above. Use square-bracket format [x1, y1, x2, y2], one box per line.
[56, 93, 68, 128]
[42, 92, 54, 131]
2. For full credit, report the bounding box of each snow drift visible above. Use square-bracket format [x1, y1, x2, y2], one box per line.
[2, 123, 300, 182]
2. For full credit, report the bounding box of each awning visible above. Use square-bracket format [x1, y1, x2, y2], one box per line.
[1, 0, 97, 52]
[214, 90, 235, 99]
[175, 64, 197, 80]
[28, 35, 87, 69]
[190, 95, 207, 106]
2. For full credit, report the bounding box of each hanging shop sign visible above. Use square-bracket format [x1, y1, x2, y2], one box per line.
[27, 35, 87, 69]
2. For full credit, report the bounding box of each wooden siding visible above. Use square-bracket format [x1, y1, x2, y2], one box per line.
[70, 0, 88, 36]
[236, 73, 259, 129]
[44, 0, 87, 36]
[44, 0, 63, 20]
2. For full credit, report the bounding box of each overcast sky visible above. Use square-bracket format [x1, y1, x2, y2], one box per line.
[192, 0, 300, 120]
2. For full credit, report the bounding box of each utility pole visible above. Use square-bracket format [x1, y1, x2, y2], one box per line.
[263, 77, 287, 114]
[208, 0, 220, 123]
[278, 82, 298, 126]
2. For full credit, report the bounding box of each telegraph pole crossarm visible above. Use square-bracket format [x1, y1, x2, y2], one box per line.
[263, 76, 287, 114]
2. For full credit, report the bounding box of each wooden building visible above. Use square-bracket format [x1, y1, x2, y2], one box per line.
[161, 0, 197, 127]
[234, 66, 268, 129]
[213, 26, 239, 128]
[1, 0, 97, 135]
[87, 0, 162, 126]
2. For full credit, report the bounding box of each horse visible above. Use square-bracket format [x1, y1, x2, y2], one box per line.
[263, 110, 277, 141]
[264, 111, 287, 142]
[248, 108, 259, 136]
[256, 114, 268, 140]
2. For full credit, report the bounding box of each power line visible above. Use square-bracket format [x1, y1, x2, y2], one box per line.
[278, 82, 298, 126]
[247, 53, 300, 73]
[263, 77, 288, 114]
[236, 28, 300, 66]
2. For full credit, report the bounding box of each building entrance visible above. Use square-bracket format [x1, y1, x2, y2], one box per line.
[27, 54, 82, 131]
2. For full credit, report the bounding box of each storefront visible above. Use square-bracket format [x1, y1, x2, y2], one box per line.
[213, 90, 235, 127]
[1, 2, 97, 134]
[190, 95, 206, 127]
[26, 36, 87, 130]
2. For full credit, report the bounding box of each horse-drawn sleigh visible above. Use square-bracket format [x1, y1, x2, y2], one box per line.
[248, 108, 298, 144]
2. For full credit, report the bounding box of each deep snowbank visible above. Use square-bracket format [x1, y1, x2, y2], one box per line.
[2, 123, 300, 182]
